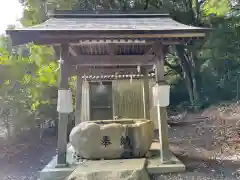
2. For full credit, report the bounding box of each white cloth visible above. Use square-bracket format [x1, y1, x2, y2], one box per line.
[81, 81, 90, 121]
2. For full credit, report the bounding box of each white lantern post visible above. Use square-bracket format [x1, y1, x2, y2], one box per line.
[152, 83, 171, 162]
[152, 43, 172, 163]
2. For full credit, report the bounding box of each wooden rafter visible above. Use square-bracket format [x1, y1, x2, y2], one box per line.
[39, 33, 206, 40]
[69, 46, 78, 56]
[29, 34, 204, 46]
[108, 44, 117, 55]
[71, 39, 184, 45]
[69, 65, 155, 76]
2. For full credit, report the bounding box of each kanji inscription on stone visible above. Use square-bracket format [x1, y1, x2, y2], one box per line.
[120, 136, 131, 146]
[101, 136, 112, 147]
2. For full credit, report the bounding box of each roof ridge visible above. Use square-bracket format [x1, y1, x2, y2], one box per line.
[48, 10, 170, 18]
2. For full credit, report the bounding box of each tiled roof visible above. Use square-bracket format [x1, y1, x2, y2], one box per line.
[7, 12, 209, 46]
[25, 15, 205, 32]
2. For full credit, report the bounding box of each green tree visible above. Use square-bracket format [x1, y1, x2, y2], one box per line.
[199, 6, 240, 103]
[0, 34, 59, 138]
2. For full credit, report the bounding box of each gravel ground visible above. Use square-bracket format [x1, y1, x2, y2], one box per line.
[153, 110, 240, 180]
[151, 156, 240, 180]
[0, 109, 239, 180]
[0, 135, 57, 180]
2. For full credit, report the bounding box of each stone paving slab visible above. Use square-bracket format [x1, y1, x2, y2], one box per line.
[40, 145, 77, 180]
[40, 142, 185, 180]
[147, 142, 185, 174]
[147, 153, 185, 174]
[66, 158, 149, 180]
[70, 158, 146, 173]
[40, 156, 76, 180]
[40, 145, 149, 180]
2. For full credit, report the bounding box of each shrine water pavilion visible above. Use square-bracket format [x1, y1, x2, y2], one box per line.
[7, 10, 209, 180]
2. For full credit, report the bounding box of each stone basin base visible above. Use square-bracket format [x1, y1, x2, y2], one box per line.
[39, 145, 186, 180]
[69, 119, 154, 160]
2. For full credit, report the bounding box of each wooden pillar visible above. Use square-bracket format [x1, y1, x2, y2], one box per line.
[75, 73, 82, 125]
[142, 67, 150, 119]
[57, 44, 70, 167]
[112, 89, 116, 119]
[154, 43, 170, 162]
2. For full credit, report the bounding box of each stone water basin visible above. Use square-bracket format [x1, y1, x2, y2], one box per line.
[69, 119, 154, 160]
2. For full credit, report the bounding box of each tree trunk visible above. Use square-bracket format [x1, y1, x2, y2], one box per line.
[189, 50, 200, 106]
[181, 58, 194, 104]
[176, 45, 200, 108]
[3, 115, 11, 140]
[176, 45, 194, 104]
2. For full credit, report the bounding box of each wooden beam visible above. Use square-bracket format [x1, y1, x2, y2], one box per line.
[69, 46, 78, 56]
[152, 42, 168, 83]
[69, 40, 180, 50]
[68, 55, 155, 66]
[75, 74, 82, 125]
[76, 66, 140, 75]
[39, 33, 206, 41]
[142, 67, 150, 119]
[53, 46, 60, 60]
[37, 38, 190, 46]
[68, 65, 154, 77]
[71, 40, 152, 45]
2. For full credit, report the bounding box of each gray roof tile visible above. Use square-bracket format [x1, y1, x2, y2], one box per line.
[23, 16, 205, 31]
[7, 13, 209, 46]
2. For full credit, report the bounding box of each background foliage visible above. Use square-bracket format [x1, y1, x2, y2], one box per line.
[1, 0, 240, 138]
